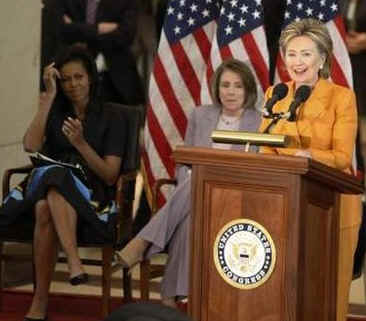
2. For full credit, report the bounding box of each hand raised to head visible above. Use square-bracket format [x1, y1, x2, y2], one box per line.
[42, 62, 60, 99]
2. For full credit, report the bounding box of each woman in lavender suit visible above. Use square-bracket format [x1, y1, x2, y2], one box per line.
[118, 59, 262, 307]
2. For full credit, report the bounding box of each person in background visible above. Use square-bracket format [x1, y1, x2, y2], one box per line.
[262, 0, 286, 82]
[341, 0, 366, 116]
[116, 58, 261, 308]
[0, 45, 126, 321]
[259, 18, 361, 321]
[340, 0, 366, 283]
[42, 0, 144, 106]
[154, 0, 168, 44]
[40, 0, 62, 89]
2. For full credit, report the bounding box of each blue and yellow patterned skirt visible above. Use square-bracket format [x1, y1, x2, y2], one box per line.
[0, 165, 118, 243]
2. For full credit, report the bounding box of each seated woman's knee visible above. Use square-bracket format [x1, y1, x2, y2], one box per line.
[46, 187, 63, 203]
[47, 187, 59, 196]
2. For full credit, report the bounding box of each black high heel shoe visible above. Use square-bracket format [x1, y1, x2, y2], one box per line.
[69, 273, 89, 286]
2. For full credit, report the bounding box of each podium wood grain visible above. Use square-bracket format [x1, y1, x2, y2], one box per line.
[173, 147, 363, 321]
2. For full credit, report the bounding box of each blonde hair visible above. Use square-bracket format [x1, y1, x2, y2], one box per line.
[279, 18, 333, 79]
[210, 58, 257, 110]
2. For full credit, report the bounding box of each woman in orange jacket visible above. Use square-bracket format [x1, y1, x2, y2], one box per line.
[259, 18, 361, 321]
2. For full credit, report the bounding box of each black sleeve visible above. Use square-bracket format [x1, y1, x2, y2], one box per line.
[41, 0, 63, 71]
[53, 0, 96, 45]
[61, 22, 98, 45]
[103, 109, 127, 158]
[262, 0, 286, 83]
[59, 0, 138, 52]
[96, 1, 138, 51]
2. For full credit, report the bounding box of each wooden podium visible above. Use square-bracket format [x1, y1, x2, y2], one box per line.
[173, 146, 363, 321]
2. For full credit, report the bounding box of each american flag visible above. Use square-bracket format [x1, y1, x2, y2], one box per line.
[275, 0, 353, 88]
[142, 0, 270, 207]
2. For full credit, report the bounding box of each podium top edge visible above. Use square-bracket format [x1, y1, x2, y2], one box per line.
[172, 146, 364, 194]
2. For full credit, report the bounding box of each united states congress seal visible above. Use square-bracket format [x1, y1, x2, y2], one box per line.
[213, 218, 276, 289]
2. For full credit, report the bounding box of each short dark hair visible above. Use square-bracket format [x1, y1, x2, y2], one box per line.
[210, 58, 257, 110]
[54, 44, 100, 104]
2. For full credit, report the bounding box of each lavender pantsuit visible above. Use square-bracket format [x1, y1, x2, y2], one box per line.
[138, 104, 261, 298]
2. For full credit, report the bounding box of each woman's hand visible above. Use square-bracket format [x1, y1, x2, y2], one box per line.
[24, 64, 60, 152]
[62, 117, 85, 147]
[295, 149, 312, 159]
[63, 14, 72, 24]
[346, 31, 366, 54]
[62, 117, 122, 186]
[98, 22, 118, 34]
[42, 62, 60, 101]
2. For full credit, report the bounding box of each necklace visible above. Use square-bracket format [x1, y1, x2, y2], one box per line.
[220, 114, 241, 125]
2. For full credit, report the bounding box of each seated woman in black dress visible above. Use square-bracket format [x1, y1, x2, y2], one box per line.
[0, 45, 126, 321]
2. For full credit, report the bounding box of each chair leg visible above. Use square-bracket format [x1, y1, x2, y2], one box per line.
[0, 242, 3, 290]
[122, 267, 132, 302]
[31, 242, 36, 292]
[102, 247, 113, 319]
[140, 259, 150, 300]
[0, 242, 4, 311]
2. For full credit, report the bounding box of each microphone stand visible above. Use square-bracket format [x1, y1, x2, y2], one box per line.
[262, 112, 289, 134]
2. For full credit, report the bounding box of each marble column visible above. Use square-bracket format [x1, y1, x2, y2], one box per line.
[0, 0, 41, 194]
[0, 0, 41, 285]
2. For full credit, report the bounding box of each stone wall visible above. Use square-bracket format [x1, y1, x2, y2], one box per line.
[0, 0, 41, 196]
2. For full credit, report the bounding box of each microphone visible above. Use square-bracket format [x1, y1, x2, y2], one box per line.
[263, 83, 288, 118]
[287, 85, 312, 122]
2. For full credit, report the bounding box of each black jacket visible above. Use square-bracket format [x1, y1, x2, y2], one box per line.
[42, 0, 144, 104]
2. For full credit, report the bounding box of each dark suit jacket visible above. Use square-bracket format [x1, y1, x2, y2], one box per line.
[42, 0, 144, 104]
[262, 0, 286, 83]
[340, 0, 366, 113]
[40, 0, 63, 88]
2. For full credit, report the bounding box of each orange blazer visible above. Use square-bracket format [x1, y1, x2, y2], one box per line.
[259, 78, 361, 228]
